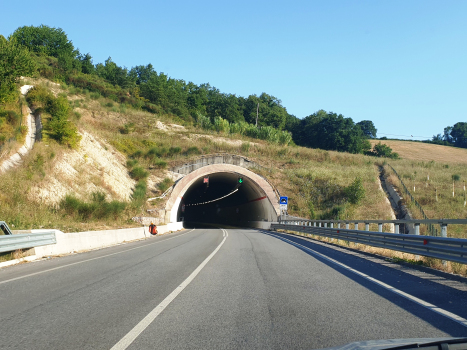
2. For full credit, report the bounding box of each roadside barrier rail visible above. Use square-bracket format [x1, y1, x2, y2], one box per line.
[0, 231, 57, 253]
[0, 221, 13, 235]
[272, 221, 467, 265]
[279, 219, 467, 236]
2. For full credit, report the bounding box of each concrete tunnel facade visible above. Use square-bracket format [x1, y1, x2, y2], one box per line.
[165, 164, 280, 228]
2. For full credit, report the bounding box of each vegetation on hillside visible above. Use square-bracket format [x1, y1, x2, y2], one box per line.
[0, 24, 465, 234]
[1, 24, 396, 155]
[431, 122, 467, 149]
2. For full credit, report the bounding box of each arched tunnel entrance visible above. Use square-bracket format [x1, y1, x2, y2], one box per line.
[165, 164, 280, 228]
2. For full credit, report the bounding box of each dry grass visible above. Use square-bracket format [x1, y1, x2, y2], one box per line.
[370, 139, 467, 164]
[383, 157, 467, 237]
[291, 231, 467, 277]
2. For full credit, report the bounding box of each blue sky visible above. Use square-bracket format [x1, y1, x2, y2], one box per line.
[2, 0, 466, 140]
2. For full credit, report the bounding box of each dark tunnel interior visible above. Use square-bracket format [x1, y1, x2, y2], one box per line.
[177, 172, 277, 228]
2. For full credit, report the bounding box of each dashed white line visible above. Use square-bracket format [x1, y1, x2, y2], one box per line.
[110, 228, 228, 350]
[268, 231, 467, 328]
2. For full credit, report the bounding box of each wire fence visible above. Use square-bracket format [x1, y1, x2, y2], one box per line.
[387, 164, 439, 236]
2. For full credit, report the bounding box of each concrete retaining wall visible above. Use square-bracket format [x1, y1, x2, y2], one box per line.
[32, 222, 184, 258]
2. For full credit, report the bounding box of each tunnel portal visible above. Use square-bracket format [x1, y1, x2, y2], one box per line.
[165, 164, 279, 228]
[178, 172, 276, 226]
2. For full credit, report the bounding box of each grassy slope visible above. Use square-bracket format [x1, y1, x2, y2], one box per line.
[370, 139, 467, 238]
[2, 80, 466, 235]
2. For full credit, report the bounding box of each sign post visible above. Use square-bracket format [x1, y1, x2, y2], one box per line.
[279, 196, 288, 222]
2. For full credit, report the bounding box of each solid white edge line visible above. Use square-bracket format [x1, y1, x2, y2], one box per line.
[110, 228, 229, 350]
[267, 231, 467, 328]
[0, 229, 195, 285]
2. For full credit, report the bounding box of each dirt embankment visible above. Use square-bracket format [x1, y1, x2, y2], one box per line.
[29, 131, 136, 205]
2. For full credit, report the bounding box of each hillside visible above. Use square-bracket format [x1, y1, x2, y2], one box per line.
[0, 78, 400, 232]
[370, 139, 467, 164]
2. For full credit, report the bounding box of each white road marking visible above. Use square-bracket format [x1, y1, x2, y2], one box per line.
[0, 229, 195, 285]
[267, 231, 467, 328]
[110, 228, 228, 350]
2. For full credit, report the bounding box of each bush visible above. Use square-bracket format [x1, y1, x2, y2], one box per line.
[184, 146, 201, 156]
[120, 122, 135, 134]
[60, 191, 126, 220]
[151, 158, 167, 168]
[132, 180, 147, 202]
[196, 113, 212, 130]
[129, 166, 149, 180]
[345, 178, 365, 204]
[26, 86, 81, 148]
[368, 142, 399, 159]
[214, 116, 230, 133]
[158, 178, 173, 193]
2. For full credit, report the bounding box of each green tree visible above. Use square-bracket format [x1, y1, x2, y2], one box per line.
[77, 53, 95, 74]
[450, 122, 467, 148]
[0, 36, 36, 102]
[95, 57, 133, 89]
[356, 120, 377, 138]
[370, 142, 399, 159]
[10, 25, 75, 58]
[299, 110, 370, 154]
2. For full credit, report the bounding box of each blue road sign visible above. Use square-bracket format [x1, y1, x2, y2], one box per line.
[280, 196, 288, 205]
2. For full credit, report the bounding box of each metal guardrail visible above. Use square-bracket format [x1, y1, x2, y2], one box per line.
[280, 219, 467, 236]
[0, 231, 57, 253]
[0, 221, 13, 235]
[271, 223, 467, 265]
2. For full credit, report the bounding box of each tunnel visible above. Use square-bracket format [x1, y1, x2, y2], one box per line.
[166, 165, 279, 228]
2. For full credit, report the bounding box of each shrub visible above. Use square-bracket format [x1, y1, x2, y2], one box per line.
[60, 192, 126, 220]
[129, 166, 149, 180]
[368, 142, 399, 159]
[132, 180, 147, 202]
[151, 158, 167, 168]
[214, 116, 230, 133]
[196, 113, 212, 130]
[345, 178, 365, 204]
[158, 178, 173, 193]
[184, 146, 201, 156]
[90, 92, 101, 100]
[120, 122, 135, 134]
[26, 86, 81, 148]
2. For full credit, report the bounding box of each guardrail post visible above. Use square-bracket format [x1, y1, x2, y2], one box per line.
[346, 223, 349, 229]
[441, 223, 448, 238]
[313, 222, 316, 227]
[414, 223, 420, 236]
[365, 223, 369, 231]
[378, 223, 383, 232]
[354, 222, 358, 230]
[324, 222, 327, 228]
[395, 224, 399, 234]
[415, 223, 421, 260]
[330, 222, 334, 228]
[441, 223, 448, 266]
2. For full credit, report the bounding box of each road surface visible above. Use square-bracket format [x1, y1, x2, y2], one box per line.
[1, 228, 466, 349]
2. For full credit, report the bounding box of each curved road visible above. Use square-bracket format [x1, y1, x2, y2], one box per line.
[1, 228, 466, 349]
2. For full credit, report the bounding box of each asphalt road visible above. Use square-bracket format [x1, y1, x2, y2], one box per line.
[1, 228, 466, 350]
